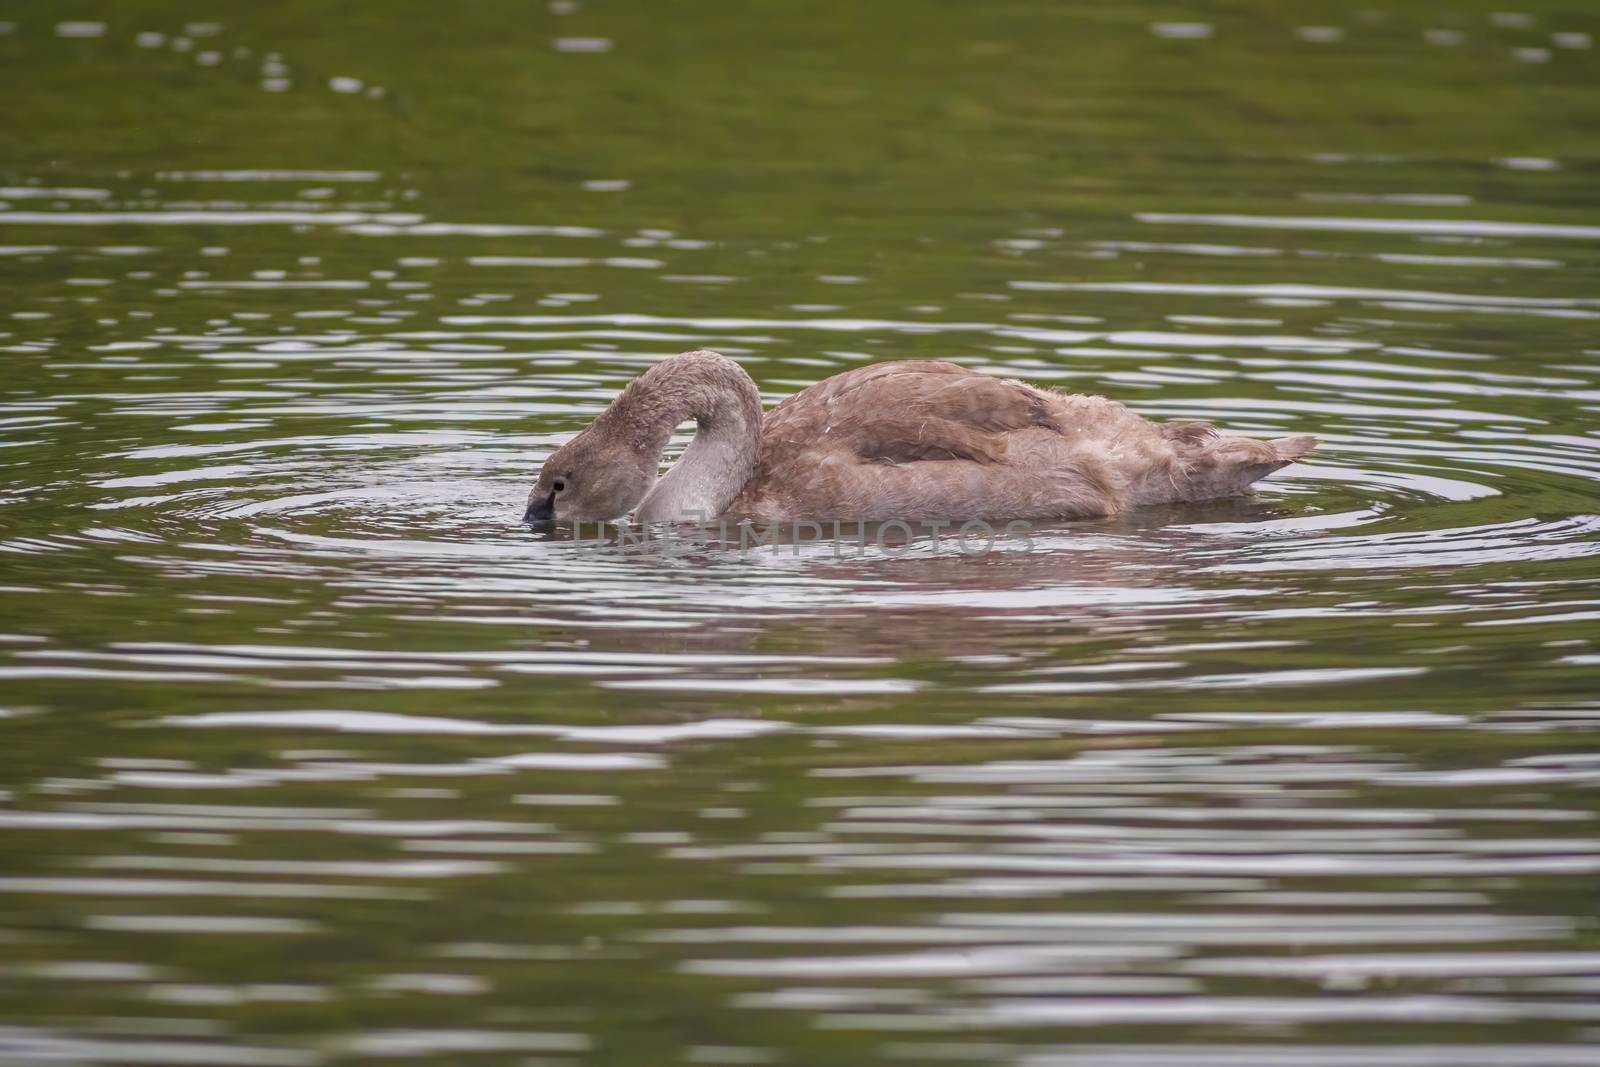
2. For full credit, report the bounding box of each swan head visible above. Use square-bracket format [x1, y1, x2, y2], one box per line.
[524, 429, 655, 524]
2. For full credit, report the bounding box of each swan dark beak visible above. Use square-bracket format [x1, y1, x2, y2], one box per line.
[523, 492, 555, 525]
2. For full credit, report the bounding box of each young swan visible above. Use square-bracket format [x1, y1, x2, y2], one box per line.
[524, 350, 1316, 525]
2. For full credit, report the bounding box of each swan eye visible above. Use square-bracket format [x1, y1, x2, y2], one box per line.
[552, 479, 566, 493]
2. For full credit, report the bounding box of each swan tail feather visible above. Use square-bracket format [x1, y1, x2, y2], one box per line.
[1271, 434, 1319, 462]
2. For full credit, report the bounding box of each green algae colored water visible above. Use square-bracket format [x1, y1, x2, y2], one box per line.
[2, 2, 1599, 1064]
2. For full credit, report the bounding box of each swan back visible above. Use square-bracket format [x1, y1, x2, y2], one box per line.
[725, 360, 1314, 522]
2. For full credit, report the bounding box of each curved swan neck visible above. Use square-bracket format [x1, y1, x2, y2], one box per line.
[603, 351, 761, 521]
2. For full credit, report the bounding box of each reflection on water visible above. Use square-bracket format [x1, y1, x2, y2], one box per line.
[2, 1, 1599, 1064]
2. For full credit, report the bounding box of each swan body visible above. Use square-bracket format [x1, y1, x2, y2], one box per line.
[525, 350, 1315, 525]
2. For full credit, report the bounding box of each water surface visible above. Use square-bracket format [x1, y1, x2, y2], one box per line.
[2, 3, 1599, 1064]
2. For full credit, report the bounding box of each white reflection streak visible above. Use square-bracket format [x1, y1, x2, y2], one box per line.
[1186, 950, 1600, 978]
[1012, 1046, 1600, 1067]
[683, 943, 1179, 978]
[1011, 280, 1600, 309]
[0, 1028, 315, 1067]
[0, 877, 420, 899]
[821, 994, 1600, 1029]
[0, 211, 422, 226]
[1137, 213, 1600, 240]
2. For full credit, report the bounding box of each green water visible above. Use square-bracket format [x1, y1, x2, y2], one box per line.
[2, 3, 1599, 1064]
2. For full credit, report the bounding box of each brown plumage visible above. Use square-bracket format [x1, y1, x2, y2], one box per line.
[524, 350, 1316, 524]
